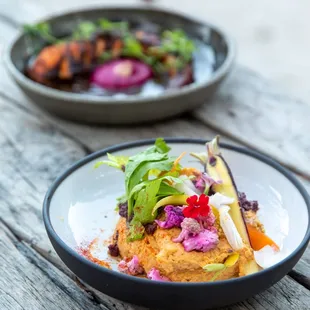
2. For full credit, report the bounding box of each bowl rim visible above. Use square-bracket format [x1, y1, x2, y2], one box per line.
[4, 4, 235, 105]
[43, 137, 310, 287]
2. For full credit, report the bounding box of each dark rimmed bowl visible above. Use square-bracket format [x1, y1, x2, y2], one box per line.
[5, 6, 235, 124]
[43, 138, 310, 310]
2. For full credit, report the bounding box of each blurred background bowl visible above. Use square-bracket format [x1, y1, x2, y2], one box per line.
[5, 5, 235, 124]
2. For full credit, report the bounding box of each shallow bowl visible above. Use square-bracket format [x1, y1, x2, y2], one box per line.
[43, 138, 310, 309]
[5, 6, 234, 124]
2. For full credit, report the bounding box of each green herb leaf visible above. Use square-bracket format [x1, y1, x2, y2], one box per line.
[98, 19, 128, 32]
[23, 22, 58, 54]
[203, 263, 226, 272]
[155, 137, 171, 153]
[72, 21, 97, 40]
[127, 219, 145, 241]
[157, 182, 182, 196]
[94, 153, 129, 171]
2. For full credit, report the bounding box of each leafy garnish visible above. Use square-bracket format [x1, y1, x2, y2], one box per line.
[162, 29, 195, 62]
[155, 137, 171, 153]
[23, 22, 58, 43]
[94, 153, 129, 171]
[23, 22, 58, 54]
[72, 21, 97, 40]
[98, 19, 128, 32]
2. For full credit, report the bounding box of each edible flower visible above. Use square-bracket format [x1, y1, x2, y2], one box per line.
[147, 268, 171, 282]
[183, 194, 211, 219]
[173, 218, 219, 252]
[182, 228, 219, 252]
[173, 218, 202, 242]
[118, 255, 144, 276]
[155, 205, 184, 229]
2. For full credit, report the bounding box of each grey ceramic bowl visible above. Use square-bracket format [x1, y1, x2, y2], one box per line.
[5, 6, 235, 124]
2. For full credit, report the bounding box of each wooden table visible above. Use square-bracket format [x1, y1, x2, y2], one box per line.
[0, 1, 310, 309]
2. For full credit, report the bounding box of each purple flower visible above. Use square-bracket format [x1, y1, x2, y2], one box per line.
[173, 218, 219, 252]
[193, 177, 206, 193]
[118, 255, 144, 276]
[155, 205, 184, 229]
[192, 173, 222, 194]
[147, 268, 171, 282]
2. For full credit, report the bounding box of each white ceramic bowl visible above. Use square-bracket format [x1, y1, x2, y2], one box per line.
[43, 138, 310, 309]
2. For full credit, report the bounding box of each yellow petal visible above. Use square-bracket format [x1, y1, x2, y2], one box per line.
[224, 253, 240, 267]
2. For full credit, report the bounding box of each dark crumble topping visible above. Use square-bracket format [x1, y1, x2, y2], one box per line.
[118, 202, 128, 218]
[108, 243, 119, 257]
[108, 230, 119, 257]
[238, 192, 259, 212]
[144, 222, 157, 235]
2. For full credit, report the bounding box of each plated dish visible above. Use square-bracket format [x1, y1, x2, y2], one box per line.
[24, 18, 196, 95]
[44, 138, 310, 309]
[79, 136, 287, 282]
[5, 6, 234, 124]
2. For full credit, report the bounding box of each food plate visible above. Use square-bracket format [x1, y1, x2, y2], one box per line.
[43, 138, 310, 309]
[5, 6, 234, 124]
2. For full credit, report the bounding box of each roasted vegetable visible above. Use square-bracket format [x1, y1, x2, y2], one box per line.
[205, 136, 260, 275]
[246, 223, 279, 251]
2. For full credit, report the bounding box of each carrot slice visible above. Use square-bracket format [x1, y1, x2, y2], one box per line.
[179, 167, 201, 177]
[246, 223, 279, 251]
[171, 152, 186, 172]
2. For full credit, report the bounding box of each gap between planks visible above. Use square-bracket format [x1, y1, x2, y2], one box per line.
[0, 94, 309, 310]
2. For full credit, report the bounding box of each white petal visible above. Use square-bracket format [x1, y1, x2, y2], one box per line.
[209, 193, 235, 209]
[254, 245, 289, 269]
[219, 205, 244, 250]
[174, 182, 198, 196]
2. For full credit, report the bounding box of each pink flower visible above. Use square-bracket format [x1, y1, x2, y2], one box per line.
[147, 268, 171, 282]
[118, 255, 144, 275]
[198, 211, 216, 229]
[173, 218, 219, 252]
[173, 218, 202, 242]
[182, 228, 219, 252]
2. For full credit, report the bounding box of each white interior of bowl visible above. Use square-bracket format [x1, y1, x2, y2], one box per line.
[49, 142, 309, 271]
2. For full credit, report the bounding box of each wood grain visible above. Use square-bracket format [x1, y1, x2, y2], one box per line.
[0, 85, 309, 310]
[194, 66, 310, 178]
[0, 223, 106, 310]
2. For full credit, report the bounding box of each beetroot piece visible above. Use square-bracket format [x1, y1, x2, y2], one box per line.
[90, 59, 152, 90]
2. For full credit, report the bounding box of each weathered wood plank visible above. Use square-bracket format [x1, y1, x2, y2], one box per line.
[0, 222, 107, 310]
[193, 66, 310, 179]
[0, 91, 309, 310]
[0, 94, 142, 310]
